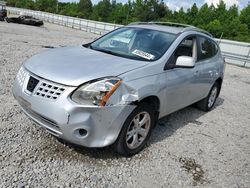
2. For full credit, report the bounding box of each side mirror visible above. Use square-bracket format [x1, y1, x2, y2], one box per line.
[175, 56, 195, 68]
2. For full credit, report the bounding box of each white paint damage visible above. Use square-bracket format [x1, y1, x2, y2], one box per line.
[106, 82, 139, 106]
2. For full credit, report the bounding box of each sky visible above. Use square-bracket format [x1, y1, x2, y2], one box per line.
[58, 0, 249, 10]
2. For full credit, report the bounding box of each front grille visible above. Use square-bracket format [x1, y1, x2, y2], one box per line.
[17, 67, 28, 86]
[17, 67, 67, 101]
[34, 81, 66, 100]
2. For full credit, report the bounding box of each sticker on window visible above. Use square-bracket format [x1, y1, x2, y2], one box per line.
[132, 49, 155, 60]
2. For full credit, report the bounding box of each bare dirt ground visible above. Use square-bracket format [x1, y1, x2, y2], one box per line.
[0, 21, 250, 188]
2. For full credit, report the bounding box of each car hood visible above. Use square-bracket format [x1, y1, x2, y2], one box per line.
[24, 46, 148, 86]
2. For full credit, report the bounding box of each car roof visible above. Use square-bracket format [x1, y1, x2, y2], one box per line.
[127, 22, 212, 37]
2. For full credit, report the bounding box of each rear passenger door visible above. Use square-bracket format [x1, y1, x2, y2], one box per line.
[192, 36, 220, 101]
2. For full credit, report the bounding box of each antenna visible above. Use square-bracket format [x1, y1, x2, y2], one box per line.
[218, 32, 224, 45]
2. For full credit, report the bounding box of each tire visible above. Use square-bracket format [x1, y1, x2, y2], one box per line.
[114, 103, 156, 157]
[4, 17, 9, 23]
[196, 82, 219, 112]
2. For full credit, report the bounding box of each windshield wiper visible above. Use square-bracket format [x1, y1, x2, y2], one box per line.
[90, 47, 123, 57]
[95, 48, 116, 55]
[89, 46, 151, 61]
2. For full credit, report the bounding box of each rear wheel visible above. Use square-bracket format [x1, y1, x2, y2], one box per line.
[197, 82, 219, 111]
[114, 103, 156, 157]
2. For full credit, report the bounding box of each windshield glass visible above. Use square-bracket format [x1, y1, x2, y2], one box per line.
[89, 27, 177, 61]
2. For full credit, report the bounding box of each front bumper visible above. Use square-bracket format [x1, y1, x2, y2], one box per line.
[12, 68, 135, 147]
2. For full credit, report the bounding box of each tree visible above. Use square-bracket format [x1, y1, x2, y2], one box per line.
[15, 0, 35, 9]
[133, 0, 146, 21]
[205, 19, 223, 38]
[224, 17, 248, 39]
[78, 0, 92, 18]
[173, 7, 186, 23]
[5, 0, 250, 43]
[109, 3, 129, 24]
[35, 0, 58, 13]
[228, 4, 238, 20]
[90, 0, 112, 22]
[194, 3, 214, 28]
[6, 0, 17, 6]
[240, 4, 250, 29]
[59, 2, 79, 17]
[215, 0, 227, 24]
[186, 3, 198, 24]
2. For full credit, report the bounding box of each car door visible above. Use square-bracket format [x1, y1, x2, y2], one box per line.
[190, 36, 220, 102]
[160, 36, 200, 115]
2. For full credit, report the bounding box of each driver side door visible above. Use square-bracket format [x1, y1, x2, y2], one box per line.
[161, 36, 200, 115]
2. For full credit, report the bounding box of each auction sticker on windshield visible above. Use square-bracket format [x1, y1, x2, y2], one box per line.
[132, 49, 155, 60]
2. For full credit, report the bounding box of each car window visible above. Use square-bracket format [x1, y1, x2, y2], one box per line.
[197, 37, 218, 61]
[175, 37, 194, 57]
[90, 27, 177, 61]
[171, 36, 196, 64]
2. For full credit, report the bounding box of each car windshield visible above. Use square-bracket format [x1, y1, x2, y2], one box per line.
[89, 27, 177, 61]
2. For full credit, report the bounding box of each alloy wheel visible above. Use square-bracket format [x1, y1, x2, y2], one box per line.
[126, 112, 151, 149]
[208, 86, 218, 108]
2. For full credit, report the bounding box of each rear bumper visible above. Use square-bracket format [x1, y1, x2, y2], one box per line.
[12, 68, 135, 147]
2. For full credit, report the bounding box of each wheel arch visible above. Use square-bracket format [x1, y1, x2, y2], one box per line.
[131, 95, 160, 124]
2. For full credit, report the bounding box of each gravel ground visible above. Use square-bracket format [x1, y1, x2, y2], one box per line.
[0, 21, 250, 188]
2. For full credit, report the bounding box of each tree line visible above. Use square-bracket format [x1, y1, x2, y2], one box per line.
[5, 0, 250, 42]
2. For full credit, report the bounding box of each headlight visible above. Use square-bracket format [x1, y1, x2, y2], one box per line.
[71, 77, 122, 106]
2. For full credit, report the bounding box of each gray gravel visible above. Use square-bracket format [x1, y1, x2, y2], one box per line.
[0, 21, 250, 188]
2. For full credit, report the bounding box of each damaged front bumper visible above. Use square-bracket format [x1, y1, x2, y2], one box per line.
[12, 68, 136, 148]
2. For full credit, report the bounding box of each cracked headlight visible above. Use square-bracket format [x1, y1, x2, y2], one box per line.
[71, 77, 122, 106]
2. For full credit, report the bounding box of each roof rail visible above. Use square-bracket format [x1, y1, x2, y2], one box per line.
[129, 21, 192, 28]
[129, 21, 213, 37]
[183, 27, 213, 37]
[149, 22, 194, 28]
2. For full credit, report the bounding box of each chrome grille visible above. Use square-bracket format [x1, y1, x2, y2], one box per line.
[17, 67, 28, 86]
[16, 67, 67, 101]
[34, 81, 66, 100]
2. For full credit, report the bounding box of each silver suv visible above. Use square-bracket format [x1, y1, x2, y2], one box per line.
[13, 22, 225, 156]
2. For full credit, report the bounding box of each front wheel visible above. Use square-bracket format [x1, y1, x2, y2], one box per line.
[114, 103, 156, 157]
[197, 82, 219, 111]
[4, 17, 9, 23]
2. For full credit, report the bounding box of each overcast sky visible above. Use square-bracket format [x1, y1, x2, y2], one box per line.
[58, 0, 249, 10]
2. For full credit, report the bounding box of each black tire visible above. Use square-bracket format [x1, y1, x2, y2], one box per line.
[4, 17, 9, 23]
[196, 82, 219, 112]
[114, 103, 156, 157]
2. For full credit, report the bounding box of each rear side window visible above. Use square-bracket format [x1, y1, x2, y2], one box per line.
[197, 37, 218, 61]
